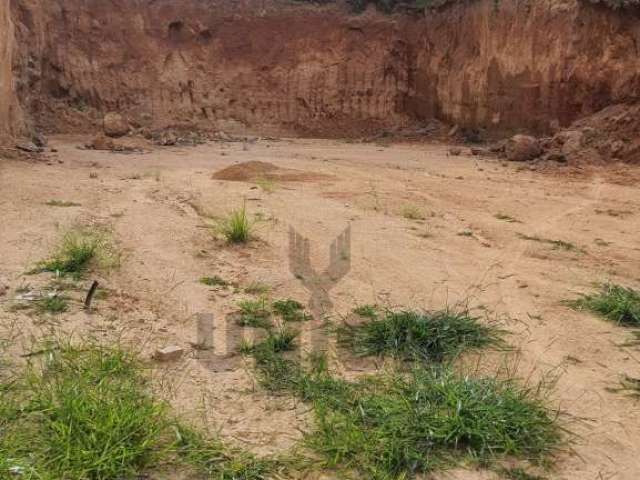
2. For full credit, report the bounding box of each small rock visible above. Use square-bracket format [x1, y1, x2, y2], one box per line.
[16, 142, 42, 153]
[470, 147, 492, 157]
[156, 130, 177, 146]
[448, 125, 459, 137]
[86, 134, 115, 151]
[448, 147, 462, 156]
[0, 282, 7, 297]
[154, 345, 184, 362]
[103, 112, 130, 138]
[505, 135, 541, 162]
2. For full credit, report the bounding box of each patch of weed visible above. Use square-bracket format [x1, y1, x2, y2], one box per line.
[517, 233, 580, 252]
[499, 467, 547, 480]
[245, 281, 272, 295]
[237, 298, 272, 329]
[567, 283, 640, 327]
[401, 204, 426, 221]
[241, 327, 299, 355]
[352, 304, 379, 320]
[45, 200, 82, 208]
[338, 309, 504, 363]
[199, 275, 229, 287]
[273, 299, 310, 322]
[217, 204, 253, 244]
[0, 341, 281, 480]
[249, 351, 561, 480]
[35, 296, 69, 314]
[34, 227, 118, 278]
[495, 213, 520, 223]
[255, 177, 276, 193]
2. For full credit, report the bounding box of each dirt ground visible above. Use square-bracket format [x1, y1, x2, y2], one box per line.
[1, 136, 640, 479]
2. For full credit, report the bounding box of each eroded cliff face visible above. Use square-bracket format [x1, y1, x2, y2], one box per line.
[0, 0, 23, 142]
[7, 0, 640, 138]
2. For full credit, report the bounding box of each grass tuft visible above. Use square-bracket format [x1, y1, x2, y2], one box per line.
[34, 227, 118, 278]
[217, 204, 253, 244]
[400, 204, 426, 221]
[35, 295, 69, 314]
[241, 327, 299, 356]
[45, 200, 82, 207]
[567, 283, 640, 327]
[352, 304, 379, 320]
[199, 275, 229, 287]
[338, 308, 503, 363]
[237, 298, 272, 329]
[517, 233, 580, 252]
[272, 299, 310, 322]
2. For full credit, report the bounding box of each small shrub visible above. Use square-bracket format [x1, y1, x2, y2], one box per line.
[217, 204, 253, 244]
[567, 283, 640, 327]
[338, 309, 503, 362]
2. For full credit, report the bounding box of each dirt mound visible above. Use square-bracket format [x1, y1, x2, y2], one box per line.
[542, 102, 640, 165]
[212, 161, 330, 182]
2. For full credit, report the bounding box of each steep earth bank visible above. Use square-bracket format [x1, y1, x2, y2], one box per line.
[0, 0, 23, 142]
[3, 0, 640, 140]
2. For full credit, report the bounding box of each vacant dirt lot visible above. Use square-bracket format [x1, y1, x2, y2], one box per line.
[1, 136, 640, 479]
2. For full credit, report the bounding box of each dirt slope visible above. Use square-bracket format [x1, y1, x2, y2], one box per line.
[4, 0, 640, 139]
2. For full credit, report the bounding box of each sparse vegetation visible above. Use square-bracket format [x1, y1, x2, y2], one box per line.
[34, 227, 118, 279]
[255, 177, 277, 193]
[495, 213, 520, 223]
[217, 204, 254, 244]
[567, 283, 640, 327]
[244, 281, 272, 295]
[35, 295, 69, 314]
[338, 308, 503, 362]
[241, 327, 299, 355]
[499, 467, 547, 480]
[517, 233, 580, 252]
[273, 299, 311, 322]
[45, 200, 82, 207]
[199, 275, 229, 287]
[400, 204, 426, 221]
[353, 304, 379, 319]
[237, 297, 273, 328]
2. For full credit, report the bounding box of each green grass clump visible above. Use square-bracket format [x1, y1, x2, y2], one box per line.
[45, 200, 82, 207]
[244, 281, 272, 295]
[272, 299, 310, 322]
[249, 349, 560, 479]
[0, 341, 279, 480]
[237, 298, 272, 329]
[35, 295, 69, 314]
[241, 327, 299, 356]
[217, 204, 253, 244]
[567, 283, 640, 327]
[0, 344, 168, 479]
[35, 228, 117, 278]
[199, 275, 229, 287]
[338, 309, 503, 363]
[353, 304, 380, 319]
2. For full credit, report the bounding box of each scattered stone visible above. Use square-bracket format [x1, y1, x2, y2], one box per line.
[154, 345, 184, 362]
[86, 134, 115, 151]
[16, 142, 43, 153]
[103, 112, 130, 138]
[470, 147, 492, 157]
[505, 134, 541, 162]
[448, 147, 462, 156]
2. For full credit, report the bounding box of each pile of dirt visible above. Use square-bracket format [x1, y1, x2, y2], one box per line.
[212, 161, 330, 182]
[542, 102, 640, 165]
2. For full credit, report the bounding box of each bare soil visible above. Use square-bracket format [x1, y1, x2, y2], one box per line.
[1, 136, 640, 479]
